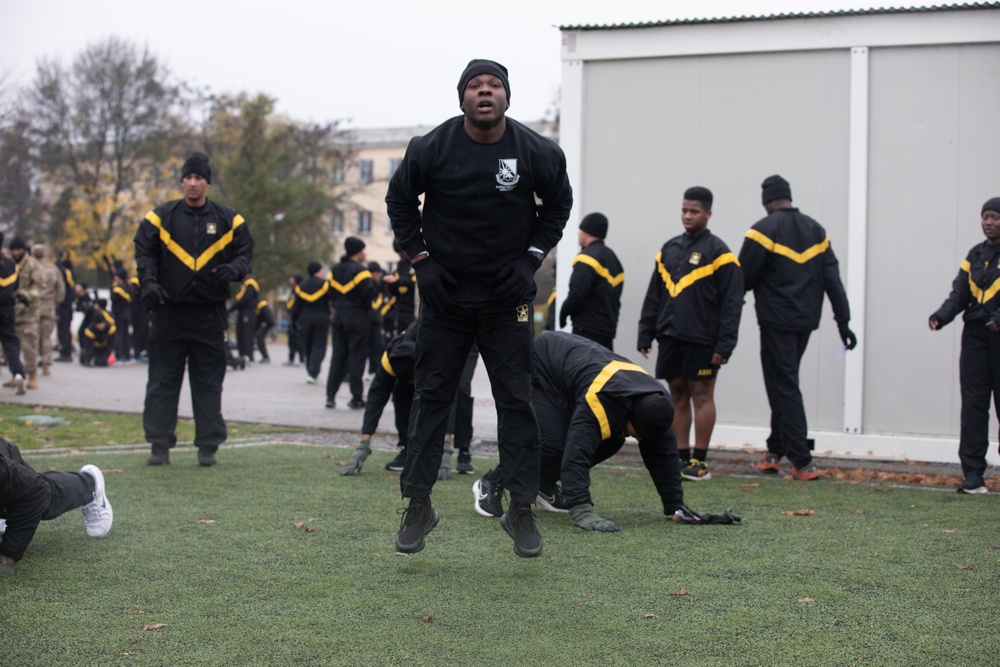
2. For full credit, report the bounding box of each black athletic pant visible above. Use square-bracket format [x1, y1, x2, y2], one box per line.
[56, 302, 73, 359]
[115, 314, 132, 361]
[327, 308, 370, 403]
[143, 302, 228, 451]
[236, 308, 256, 360]
[287, 324, 303, 363]
[0, 303, 25, 377]
[362, 369, 415, 449]
[256, 322, 273, 361]
[402, 281, 539, 506]
[446, 345, 478, 449]
[0, 439, 94, 562]
[958, 323, 1000, 480]
[368, 315, 385, 374]
[299, 312, 329, 379]
[572, 326, 614, 352]
[131, 303, 149, 357]
[760, 326, 812, 468]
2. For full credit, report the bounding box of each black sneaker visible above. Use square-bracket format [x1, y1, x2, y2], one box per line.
[198, 449, 217, 467]
[395, 497, 439, 554]
[501, 504, 543, 558]
[957, 476, 989, 494]
[348, 398, 366, 410]
[473, 470, 504, 518]
[456, 449, 474, 475]
[325, 396, 335, 409]
[147, 447, 170, 466]
[385, 447, 406, 471]
[536, 483, 570, 513]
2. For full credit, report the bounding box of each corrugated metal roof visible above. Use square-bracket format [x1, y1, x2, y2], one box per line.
[559, 2, 1000, 31]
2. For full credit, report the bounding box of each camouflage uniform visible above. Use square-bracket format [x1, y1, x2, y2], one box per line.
[13, 252, 44, 388]
[32, 246, 65, 374]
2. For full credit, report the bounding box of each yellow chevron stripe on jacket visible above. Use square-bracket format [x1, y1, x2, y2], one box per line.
[0, 265, 18, 288]
[112, 285, 132, 303]
[656, 251, 739, 298]
[381, 351, 396, 377]
[585, 360, 649, 440]
[256, 299, 268, 314]
[144, 211, 246, 270]
[380, 295, 396, 316]
[745, 229, 829, 264]
[235, 278, 260, 301]
[573, 253, 624, 287]
[63, 267, 75, 289]
[329, 270, 372, 295]
[295, 282, 330, 302]
[961, 260, 1000, 305]
[372, 294, 384, 311]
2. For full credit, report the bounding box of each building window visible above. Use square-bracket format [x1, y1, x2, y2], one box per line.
[357, 210, 372, 235]
[388, 158, 402, 178]
[385, 215, 393, 234]
[331, 163, 345, 184]
[331, 209, 345, 236]
[358, 159, 373, 184]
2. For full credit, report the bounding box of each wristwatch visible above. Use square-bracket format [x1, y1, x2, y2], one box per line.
[527, 249, 545, 265]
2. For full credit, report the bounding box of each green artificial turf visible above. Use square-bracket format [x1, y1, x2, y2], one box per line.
[2, 444, 998, 666]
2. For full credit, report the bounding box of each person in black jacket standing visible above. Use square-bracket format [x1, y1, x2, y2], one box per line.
[290, 263, 331, 383]
[638, 187, 743, 482]
[134, 152, 254, 467]
[230, 272, 259, 362]
[54, 256, 76, 362]
[738, 175, 855, 481]
[110, 269, 133, 363]
[386, 58, 572, 557]
[326, 237, 375, 409]
[381, 241, 416, 338]
[0, 233, 26, 394]
[559, 212, 623, 350]
[929, 197, 1000, 494]
[255, 296, 275, 363]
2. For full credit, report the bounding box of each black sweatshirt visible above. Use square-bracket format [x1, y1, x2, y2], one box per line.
[386, 116, 572, 278]
[559, 240, 624, 340]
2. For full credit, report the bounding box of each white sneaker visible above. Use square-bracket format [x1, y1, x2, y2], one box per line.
[13, 374, 24, 395]
[306, 375, 317, 385]
[79, 464, 113, 537]
[0, 517, 6, 533]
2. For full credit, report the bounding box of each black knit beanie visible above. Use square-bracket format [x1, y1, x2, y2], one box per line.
[457, 59, 510, 102]
[344, 236, 366, 257]
[761, 174, 792, 205]
[579, 212, 609, 239]
[982, 197, 1000, 216]
[9, 236, 27, 251]
[628, 393, 674, 442]
[182, 152, 212, 184]
[307, 262, 322, 276]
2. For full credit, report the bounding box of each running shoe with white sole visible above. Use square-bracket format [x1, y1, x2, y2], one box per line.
[79, 464, 113, 537]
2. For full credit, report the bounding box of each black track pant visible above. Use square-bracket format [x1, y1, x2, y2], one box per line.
[299, 313, 329, 379]
[143, 303, 228, 451]
[236, 309, 256, 360]
[0, 303, 24, 376]
[115, 314, 132, 361]
[362, 369, 414, 448]
[56, 302, 73, 358]
[446, 345, 478, 449]
[760, 326, 812, 468]
[327, 308, 370, 402]
[958, 323, 1000, 479]
[0, 440, 94, 561]
[402, 281, 539, 506]
[256, 322, 273, 361]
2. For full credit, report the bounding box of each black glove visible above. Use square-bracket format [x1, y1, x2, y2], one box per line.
[15, 293, 29, 307]
[212, 263, 241, 283]
[141, 281, 169, 312]
[412, 258, 456, 313]
[670, 504, 742, 525]
[495, 255, 540, 305]
[559, 307, 568, 329]
[837, 321, 857, 350]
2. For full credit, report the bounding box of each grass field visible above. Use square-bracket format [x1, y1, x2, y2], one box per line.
[2, 443, 998, 666]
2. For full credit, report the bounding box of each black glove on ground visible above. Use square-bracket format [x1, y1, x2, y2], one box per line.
[670, 504, 742, 525]
[495, 255, 540, 305]
[837, 321, 857, 350]
[14, 293, 29, 307]
[141, 281, 169, 312]
[212, 263, 241, 284]
[412, 258, 456, 313]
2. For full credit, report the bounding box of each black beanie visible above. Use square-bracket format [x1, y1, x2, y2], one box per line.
[292, 274, 303, 284]
[182, 152, 212, 184]
[344, 236, 366, 257]
[982, 197, 1000, 216]
[307, 262, 322, 276]
[457, 59, 510, 103]
[761, 174, 792, 205]
[579, 212, 609, 239]
[628, 393, 674, 442]
[9, 236, 27, 251]
[368, 261, 384, 273]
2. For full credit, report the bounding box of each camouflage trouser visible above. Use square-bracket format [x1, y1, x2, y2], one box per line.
[16, 319, 39, 374]
[38, 311, 55, 366]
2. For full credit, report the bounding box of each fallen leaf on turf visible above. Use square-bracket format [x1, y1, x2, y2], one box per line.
[293, 522, 304, 529]
[68, 449, 87, 456]
[303, 526, 316, 533]
[940, 529, 956, 534]
[196, 519, 215, 524]
[955, 565, 972, 570]
[797, 598, 815, 603]
[782, 509, 815, 516]
[141, 624, 166, 631]
[422, 615, 434, 622]
[871, 488, 893, 493]
[988, 545, 1000, 550]
[335, 461, 347, 466]
[644, 613, 660, 619]
[849, 510, 865, 514]
[122, 652, 136, 656]
[104, 468, 125, 473]
[575, 599, 585, 607]
[856, 566, 872, 570]
[132, 610, 143, 615]
[307, 517, 323, 522]
[375, 552, 382, 557]
[739, 483, 760, 492]
[669, 588, 691, 596]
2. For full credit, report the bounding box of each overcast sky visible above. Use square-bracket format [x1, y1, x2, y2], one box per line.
[1, 0, 931, 129]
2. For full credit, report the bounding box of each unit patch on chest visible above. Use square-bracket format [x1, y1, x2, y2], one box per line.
[207, 223, 218, 235]
[689, 252, 702, 265]
[496, 159, 520, 192]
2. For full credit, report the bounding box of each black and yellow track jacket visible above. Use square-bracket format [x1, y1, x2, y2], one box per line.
[328, 260, 374, 312]
[232, 277, 259, 316]
[931, 241, 1000, 326]
[256, 299, 275, 329]
[533, 331, 682, 512]
[383, 259, 415, 329]
[638, 228, 743, 359]
[133, 198, 254, 305]
[83, 308, 116, 348]
[111, 281, 132, 322]
[0, 255, 18, 307]
[290, 275, 332, 324]
[559, 240, 624, 341]
[738, 207, 849, 332]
